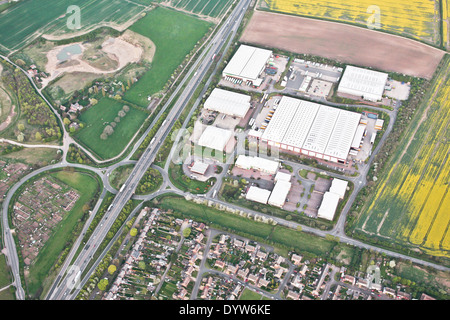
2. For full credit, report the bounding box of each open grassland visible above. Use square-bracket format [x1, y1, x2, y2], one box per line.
[260, 0, 441, 46]
[123, 7, 212, 107]
[26, 170, 100, 298]
[75, 98, 148, 160]
[0, 0, 149, 55]
[356, 56, 450, 258]
[169, 0, 234, 18]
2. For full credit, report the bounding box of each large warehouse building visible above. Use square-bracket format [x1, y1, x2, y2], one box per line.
[204, 88, 251, 118]
[261, 96, 361, 163]
[337, 65, 388, 101]
[222, 44, 272, 83]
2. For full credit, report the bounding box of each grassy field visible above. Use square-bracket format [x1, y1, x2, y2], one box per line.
[0, 0, 149, 55]
[123, 6, 212, 107]
[260, 0, 441, 46]
[0, 254, 11, 289]
[171, 0, 234, 18]
[26, 170, 100, 297]
[355, 55, 450, 258]
[157, 195, 335, 257]
[75, 98, 148, 160]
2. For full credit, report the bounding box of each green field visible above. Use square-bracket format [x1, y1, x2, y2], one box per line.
[0, 0, 149, 55]
[0, 254, 11, 289]
[171, 0, 234, 17]
[157, 195, 335, 257]
[123, 6, 212, 107]
[26, 170, 100, 297]
[75, 98, 148, 160]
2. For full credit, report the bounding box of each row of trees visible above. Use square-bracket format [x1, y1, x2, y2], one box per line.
[100, 105, 130, 140]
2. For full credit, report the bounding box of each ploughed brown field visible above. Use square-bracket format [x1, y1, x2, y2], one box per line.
[240, 11, 445, 79]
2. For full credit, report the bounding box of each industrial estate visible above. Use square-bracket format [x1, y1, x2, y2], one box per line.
[0, 0, 449, 306]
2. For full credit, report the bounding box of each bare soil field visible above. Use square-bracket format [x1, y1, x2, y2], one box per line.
[240, 11, 445, 79]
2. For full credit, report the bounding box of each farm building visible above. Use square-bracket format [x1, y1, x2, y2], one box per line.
[235, 155, 279, 175]
[222, 44, 272, 83]
[268, 180, 292, 208]
[246, 186, 271, 204]
[197, 126, 234, 151]
[204, 88, 251, 118]
[261, 96, 361, 163]
[337, 66, 388, 101]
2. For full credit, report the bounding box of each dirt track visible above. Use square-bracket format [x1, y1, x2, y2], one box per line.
[241, 11, 445, 79]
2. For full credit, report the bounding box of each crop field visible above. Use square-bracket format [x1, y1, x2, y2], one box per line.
[75, 98, 148, 160]
[260, 0, 441, 45]
[169, 0, 234, 18]
[356, 57, 450, 258]
[241, 11, 445, 80]
[443, 0, 449, 48]
[123, 7, 211, 107]
[0, 0, 149, 55]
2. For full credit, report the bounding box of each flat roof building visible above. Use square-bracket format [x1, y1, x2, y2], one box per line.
[268, 180, 291, 208]
[274, 171, 291, 183]
[337, 65, 388, 101]
[223, 45, 272, 82]
[235, 155, 279, 175]
[204, 88, 251, 118]
[190, 161, 209, 175]
[261, 96, 361, 163]
[246, 186, 271, 204]
[329, 178, 348, 199]
[197, 126, 233, 151]
[317, 191, 340, 221]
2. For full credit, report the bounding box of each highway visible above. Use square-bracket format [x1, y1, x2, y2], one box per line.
[45, 0, 252, 300]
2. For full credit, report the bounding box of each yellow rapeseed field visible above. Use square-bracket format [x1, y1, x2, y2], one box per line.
[443, 0, 449, 48]
[264, 0, 440, 44]
[358, 58, 450, 258]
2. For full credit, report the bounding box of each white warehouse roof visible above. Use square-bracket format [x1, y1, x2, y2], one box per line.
[329, 178, 348, 199]
[274, 171, 291, 183]
[318, 192, 340, 221]
[337, 65, 388, 101]
[235, 155, 279, 174]
[223, 45, 272, 81]
[323, 110, 361, 161]
[246, 186, 271, 204]
[261, 96, 361, 162]
[268, 180, 291, 208]
[197, 126, 233, 151]
[204, 88, 251, 118]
